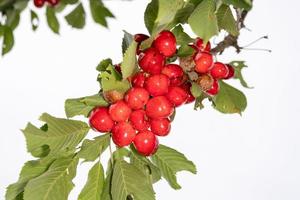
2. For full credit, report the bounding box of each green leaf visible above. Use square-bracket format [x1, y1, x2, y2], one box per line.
[169, 2, 195, 26]
[190, 82, 202, 98]
[30, 10, 39, 31]
[171, 25, 193, 46]
[177, 45, 195, 57]
[216, 4, 238, 36]
[112, 160, 155, 200]
[121, 41, 138, 80]
[101, 164, 113, 200]
[212, 80, 247, 114]
[99, 64, 131, 92]
[1, 26, 14, 55]
[5, 9, 20, 30]
[230, 61, 252, 88]
[23, 156, 79, 200]
[65, 3, 86, 29]
[78, 134, 110, 162]
[188, 0, 218, 43]
[122, 30, 134, 55]
[23, 113, 89, 157]
[96, 58, 113, 72]
[61, 0, 79, 4]
[14, 0, 29, 11]
[46, 6, 60, 34]
[65, 94, 108, 118]
[130, 147, 161, 183]
[78, 162, 104, 200]
[6, 160, 52, 200]
[194, 93, 207, 110]
[144, 0, 185, 35]
[222, 0, 252, 11]
[89, 0, 114, 27]
[151, 144, 197, 190]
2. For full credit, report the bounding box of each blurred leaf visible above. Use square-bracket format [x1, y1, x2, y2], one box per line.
[1, 26, 14, 56]
[65, 3, 86, 29]
[89, 0, 114, 27]
[30, 10, 39, 31]
[5, 9, 20, 30]
[46, 6, 60, 34]
[61, 0, 79, 4]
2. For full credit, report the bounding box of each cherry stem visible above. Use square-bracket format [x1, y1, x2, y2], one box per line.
[242, 35, 269, 48]
[240, 47, 272, 53]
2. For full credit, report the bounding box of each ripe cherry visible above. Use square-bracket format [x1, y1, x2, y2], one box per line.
[161, 64, 184, 79]
[206, 79, 220, 95]
[195, 38, 211, 52]
[146, 96, 174, 119]
[109, 100, 132, 122]
[225, 64, 235, 79]
[131, 72, 147, 88]
[133, 130, 158, 156]
[150, 118, 171, 136]
[129, 110, 149, 131]
[138, 47, 165, 74]
[210, 62, 229, 79]
[181, 82, 195, 104]
[170, 74, 187, 86]
[125, 87, 149, 110]
[46, 0, 59, 6]
[166, 86, 188, 107]
[89, 107, 114, 133]
[34, 0, 45, 7]
[145, 74, 170, 96]
[194, 51, 213, 73]
[153, 30, 177, 57]
[112, 122, 136, 147]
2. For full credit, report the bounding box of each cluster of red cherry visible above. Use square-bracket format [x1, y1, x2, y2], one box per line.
[89, 30, 235, 156]
[34, 0, 59, 8]
[190, 38, 235, 95]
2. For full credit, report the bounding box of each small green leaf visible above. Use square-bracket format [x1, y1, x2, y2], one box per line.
[46, 6, 60, 34]
[188, 0, 218, 43]
[23, 156, 78, 200]
[112, 160, 155, 200]
[190, 82, 202, 98]
[89, 0, 114, 27]
[99, 64, 131, 92]
[30, 10, 39, 31]
[1, 26, 14, 55]
[151, 144, 197, 190]
[65, 3, 86, 29]
[23, 113, 89, 157]
[78, 134, 110, 162]
[194, 93, 207, 110]
[216, 4, 238, 36]
[96, 58, 113, 72]
[171, 25, 194, 46]
[212, 81, 247, 114]
[78, 162, 104, 200]
[121, 41, 138, 80]
[122, 30, 134, 55]
[177, 45, 195, 57]
[65, 94, 108, 118]
[223, 0, 252, 11]
[230, 61, 252, 88]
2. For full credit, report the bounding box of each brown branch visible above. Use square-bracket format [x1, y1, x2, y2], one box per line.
[211, 1, 253, 55]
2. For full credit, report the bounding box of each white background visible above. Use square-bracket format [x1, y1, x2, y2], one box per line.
[1, 0, 300, 199]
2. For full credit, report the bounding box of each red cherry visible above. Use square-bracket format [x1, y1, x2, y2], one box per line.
[195, 38, 211, 52]
[166, 86, 188, 107]
[170, 73, 187, 87]
[181, 82, 195, 104]
[134, 34, 149, 54]
[46, 0, 59, 6]
[150, 118, 171, 136]
[125, 87, 149, 110]
[34, 0, 45, 7]
[145, 74, 170, 96]
[138, 47, 165, 74]
[109, 100, 132, 122]
[225, 64, 235, 79]
[129, 110, 149, 131]
[161, 64, 184, 79]
[133, 130, 158, 156]
[194, 51, 213, 73]
[112, 122, 136, 147]
[89, 107, 114, 133]
[206, 79, 220, 95]
[146, 96, 174, 119]
[131, 72, 147, 88]
[210, 62, 229, 79]
[153, 30, 177, 57]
